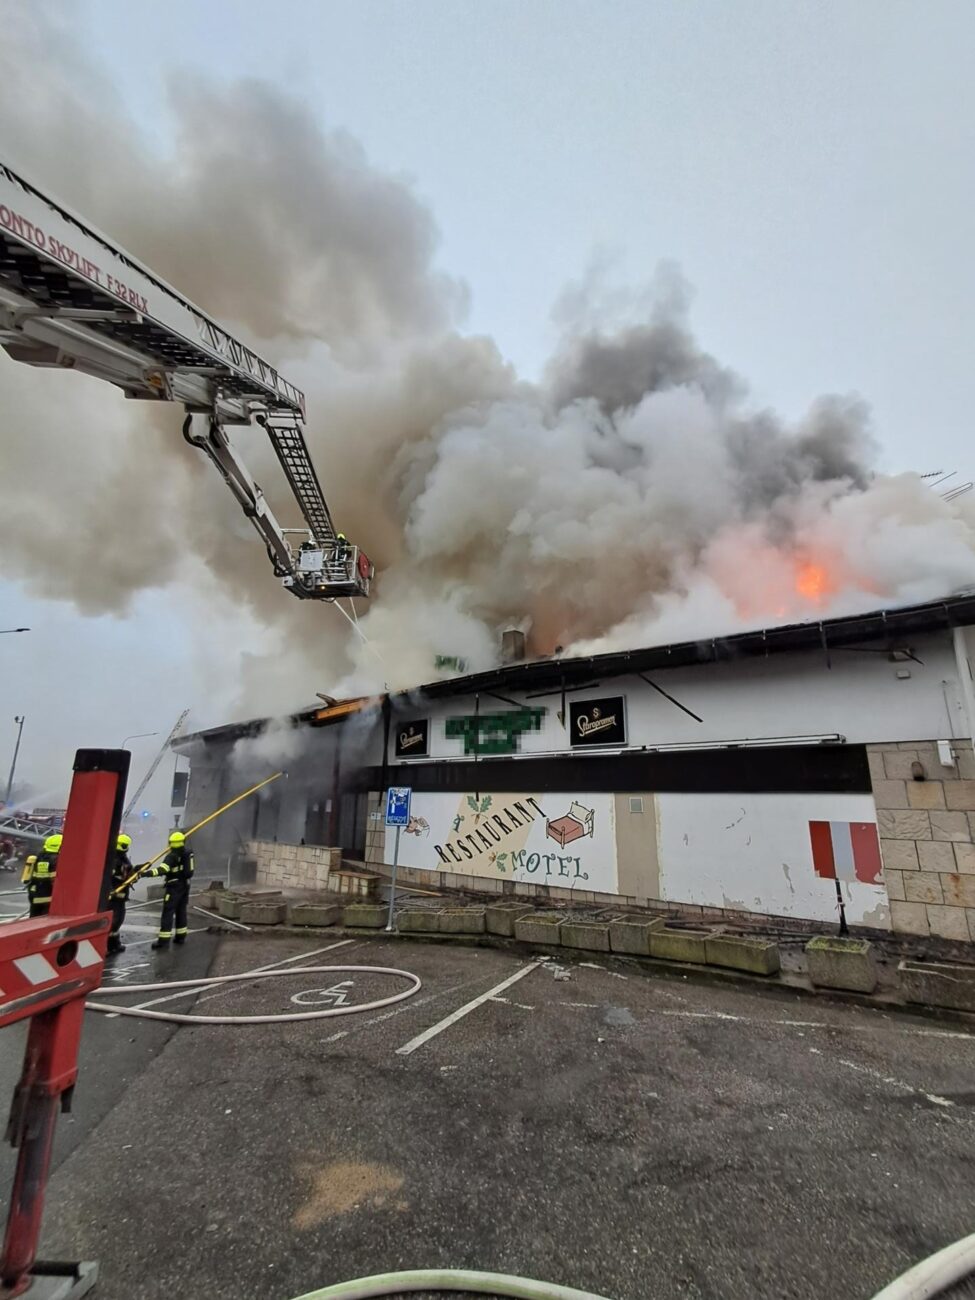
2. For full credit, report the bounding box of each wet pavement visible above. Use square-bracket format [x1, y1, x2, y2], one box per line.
[2, 931, 971, 1299]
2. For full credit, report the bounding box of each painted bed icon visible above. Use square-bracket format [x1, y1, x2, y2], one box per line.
[546, 801, 595, 848]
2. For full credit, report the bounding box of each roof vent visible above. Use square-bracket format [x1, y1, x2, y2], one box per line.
[501, 629, 526, 664]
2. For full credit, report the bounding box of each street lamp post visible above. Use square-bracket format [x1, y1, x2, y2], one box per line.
[5, 716, 25, 805]
[0, 628, 29, 635]
[121, 731, 158, 749]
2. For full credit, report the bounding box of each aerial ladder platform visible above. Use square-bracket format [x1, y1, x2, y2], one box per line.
[0, 160, 372, 600]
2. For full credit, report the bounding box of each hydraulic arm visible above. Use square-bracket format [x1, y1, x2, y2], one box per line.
[0, 160, 372, 599]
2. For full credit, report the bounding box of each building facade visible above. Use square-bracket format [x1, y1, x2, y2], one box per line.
[177, 595, 975, 942]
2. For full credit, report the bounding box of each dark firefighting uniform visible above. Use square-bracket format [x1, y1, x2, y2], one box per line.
[108, 847, 134, 954]
[152, 846, 195, 945]
[27, 848, 59, 917]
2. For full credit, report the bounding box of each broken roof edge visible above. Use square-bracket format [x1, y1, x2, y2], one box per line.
[173, 591, 975, 749]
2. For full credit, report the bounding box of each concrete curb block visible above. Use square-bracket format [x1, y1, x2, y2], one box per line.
[514, 915, 564, 944]
[560, 921, 611, 953]
[899, 958, 975, 1012]
[438, 908, 486, 934]
[609, 917, 665, 956]
[485, 904, 533, 937]
[650, 928, 709, 964]
[806, 937, 877, 993]
[290, 903, 342, 928]
[215, 894, 244, 920]
[705, 935, 780, 976]
[342, 903, 387, 929]
[398, 909, 443, 933]
[239, 901, 287, 925]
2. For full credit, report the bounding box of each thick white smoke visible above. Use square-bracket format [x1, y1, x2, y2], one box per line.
[344, 286, 975, 689]
[3, 3, 975, 727]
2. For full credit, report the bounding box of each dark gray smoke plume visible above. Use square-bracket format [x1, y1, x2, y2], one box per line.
[2, 1, 974, 716]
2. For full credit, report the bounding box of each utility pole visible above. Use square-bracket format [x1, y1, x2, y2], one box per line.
[4, 717, 25, 806]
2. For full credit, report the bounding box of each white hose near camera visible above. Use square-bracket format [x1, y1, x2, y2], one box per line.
[868, 1232, 975, 1300]
[289, 1270, 613, 1300]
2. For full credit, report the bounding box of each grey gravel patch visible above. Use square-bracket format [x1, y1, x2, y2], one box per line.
[603, 1005, 635, 1027]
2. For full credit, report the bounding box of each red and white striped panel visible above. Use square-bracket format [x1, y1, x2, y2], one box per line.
[809, 821, 883, 885]
[0, 936, 104, 1022]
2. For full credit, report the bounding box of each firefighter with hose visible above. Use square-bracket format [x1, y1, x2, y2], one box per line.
[108, 771, 282, 950]
[106, 833, 135, 956]
[24, 832, 62, 917]
[148, 830, 195, 950]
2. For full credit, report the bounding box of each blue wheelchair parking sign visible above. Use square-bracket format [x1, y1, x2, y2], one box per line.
[385, 786, 412, 827]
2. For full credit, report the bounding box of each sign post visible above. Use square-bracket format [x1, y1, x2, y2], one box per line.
[384, 786, 411, 932]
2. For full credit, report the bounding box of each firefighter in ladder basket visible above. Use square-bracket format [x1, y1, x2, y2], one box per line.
[148, 831, 195, 950]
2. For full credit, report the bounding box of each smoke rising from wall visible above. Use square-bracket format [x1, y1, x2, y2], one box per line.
[3, 3, 974, 726]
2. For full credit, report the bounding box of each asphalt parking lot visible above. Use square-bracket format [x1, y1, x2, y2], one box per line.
[6, 925, 975, 1300]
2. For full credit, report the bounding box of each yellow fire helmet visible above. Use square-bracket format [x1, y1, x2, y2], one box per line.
[43, 833, 63, 853]
[117, 833, 132, 850]
[168, 831, 186, 847]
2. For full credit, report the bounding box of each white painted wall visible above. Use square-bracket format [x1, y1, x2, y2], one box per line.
[391, 630, 966, 760]
[384, 790, 618, 894]
[656, 792, 888, 927]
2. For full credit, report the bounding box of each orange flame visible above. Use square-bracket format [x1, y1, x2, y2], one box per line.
[795, 560, 831, 605]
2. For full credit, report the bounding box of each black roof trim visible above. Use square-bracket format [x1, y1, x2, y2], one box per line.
[407, 593, 975, 701]
[176, 593, 975, 747]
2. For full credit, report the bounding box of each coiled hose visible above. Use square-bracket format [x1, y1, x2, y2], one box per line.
[85, 965, 420, 1024]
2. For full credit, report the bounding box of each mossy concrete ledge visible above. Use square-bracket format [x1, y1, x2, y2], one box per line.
[514, 914, 564, 945]
[609, 917, 664, 957]
[215, 893, 244, 920]
[239, 900, 287, 925]
[899, 959, 975, 1012]
[342, 903, 387, 929]
[705, 935, 780, 976]
[560, 921, 610, 953]
[397, 909, 442, 933]
[806, 936, 877, 993]
[290, 903, 342, 928]
[438, 908, 486, 934]
[650, 928, 709, 964]
[485, 904, 533, 937]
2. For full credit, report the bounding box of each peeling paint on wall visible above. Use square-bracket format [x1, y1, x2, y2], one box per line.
[657, 792, 889, 927]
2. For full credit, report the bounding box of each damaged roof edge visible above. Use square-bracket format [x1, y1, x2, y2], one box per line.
[173, 592, 975, 749]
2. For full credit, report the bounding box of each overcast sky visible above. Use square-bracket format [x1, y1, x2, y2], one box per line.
[2, 0, 974, 807]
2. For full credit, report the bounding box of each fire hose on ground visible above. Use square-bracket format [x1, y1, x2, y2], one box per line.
[85, 964, 421, 1024]
[280, 1233, 975, 1300]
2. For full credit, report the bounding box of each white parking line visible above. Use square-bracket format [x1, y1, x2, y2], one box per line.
[321, 974, 491, 1045]
[655, 1007, 975, 1041]
[395, 960, 543, 1056]
[101, 938, 358, 1018]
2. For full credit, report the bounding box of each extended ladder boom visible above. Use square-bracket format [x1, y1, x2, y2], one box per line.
[122, 709, 190, 822]
[0, 161, 372, 600]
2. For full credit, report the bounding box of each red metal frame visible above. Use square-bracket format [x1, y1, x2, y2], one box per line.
[0, 750, 129, 1298]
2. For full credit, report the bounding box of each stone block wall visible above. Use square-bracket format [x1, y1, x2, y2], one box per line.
[870, 740, 975, 941]
[248, 839, 343, 891]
